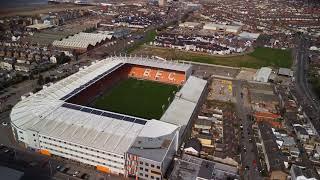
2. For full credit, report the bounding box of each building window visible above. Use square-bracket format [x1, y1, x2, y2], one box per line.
[19, 131, 23, 134]
[145, 174, 148, 177]
[140, 162, 143, 165]
[145, 163, 149, 166]
[145, 168, 149, 172]
[139, 173, 143, 176]
[151, 176, 154, 179]
[33, 134, 35, 136]
[34, 140, 36, 142]
[21, 137, 24, 140]
[156, 178, 160, 180]
[151, 164, 154, 168]
[140, 167, 143, 170]
[156, 166, 160, 169]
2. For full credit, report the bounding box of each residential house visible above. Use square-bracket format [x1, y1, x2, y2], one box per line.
[290, 164, 318, 180]
[184, 138, 202, 157]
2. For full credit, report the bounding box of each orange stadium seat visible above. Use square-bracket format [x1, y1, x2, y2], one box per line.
[128, 65, 186, 85]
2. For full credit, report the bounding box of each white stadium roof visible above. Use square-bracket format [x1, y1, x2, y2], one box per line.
[10, 57, 200, 155]
[161, 76, 207, 126]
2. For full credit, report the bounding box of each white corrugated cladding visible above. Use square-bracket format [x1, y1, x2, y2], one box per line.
[52, 32, 113, 49]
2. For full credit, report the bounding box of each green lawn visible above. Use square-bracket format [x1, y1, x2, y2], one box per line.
[132, 46, 292, 69]
[249, 47, 292, 68]
[92, 78, 179, 119]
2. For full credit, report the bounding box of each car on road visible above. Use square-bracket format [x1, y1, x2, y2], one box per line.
[73, 171, 80, 177]
[56, 165, 62, 170]
[245, 165, 249, 170]
[4, 149, 10, 153]
[2, 122, 8, 126]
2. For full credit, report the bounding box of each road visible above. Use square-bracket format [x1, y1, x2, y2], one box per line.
[233, 80, 263, 180]
[293, 35, 320, 132]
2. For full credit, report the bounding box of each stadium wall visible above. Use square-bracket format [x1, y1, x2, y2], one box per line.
[11, 124, 126, 175]
[38, 135, 125, 175]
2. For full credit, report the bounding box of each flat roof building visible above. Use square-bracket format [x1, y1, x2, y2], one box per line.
[203, 23, 242, 34]
[254, 67, 272, 83]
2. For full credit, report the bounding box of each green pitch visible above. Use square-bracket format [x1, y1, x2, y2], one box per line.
[92, 78, 179, 119]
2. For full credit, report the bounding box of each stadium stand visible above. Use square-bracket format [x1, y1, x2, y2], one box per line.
[128, 65, 186, 85]
[10, 57, 205, 180]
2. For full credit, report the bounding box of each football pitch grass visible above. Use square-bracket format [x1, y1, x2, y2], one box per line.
[92, 78, 179, 120]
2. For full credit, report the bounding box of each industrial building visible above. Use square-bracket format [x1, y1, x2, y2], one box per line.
[178, 22, 202, 29]
[52, 32, 112, 53]
[203, 23, 242, 34]
[254, 67, 272, 83]
[10, 56, 207, 180]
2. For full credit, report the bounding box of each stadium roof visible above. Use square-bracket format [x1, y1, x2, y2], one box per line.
[161, 76, 207, 127]
[124, 56, 191, 72]
[10, 57, 194, 155]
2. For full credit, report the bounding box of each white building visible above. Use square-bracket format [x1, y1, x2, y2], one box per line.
[179, 22, 202, 29]
[254, 67, 272, 83]
[203, 23, 242, 34]
[10, 57, 206, 180]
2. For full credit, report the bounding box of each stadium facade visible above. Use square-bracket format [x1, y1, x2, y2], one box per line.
[10, 56, 207, 179]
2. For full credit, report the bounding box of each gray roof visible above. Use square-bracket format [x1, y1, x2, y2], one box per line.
[160, 76, 207, 126]
[291, 165, 318, 179]
[258, 122, 285, 171]
[198, 161, 215, 179]
[127, 129, 177, 162]
[170, 154, 239, 180]
[278, 68, 293, 77]
[282, 136, 296, 147]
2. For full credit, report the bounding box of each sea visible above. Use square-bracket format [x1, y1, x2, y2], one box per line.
[0, 0, 48, 8]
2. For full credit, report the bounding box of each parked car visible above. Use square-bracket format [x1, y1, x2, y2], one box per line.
[73, 171, 80, 177]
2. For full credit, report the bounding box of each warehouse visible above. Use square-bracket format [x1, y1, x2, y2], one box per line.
[203, 23, 242, 34]
[254, 67, 272, 83]
[179, 22, 202, 29]
[52, 32, 113, 53]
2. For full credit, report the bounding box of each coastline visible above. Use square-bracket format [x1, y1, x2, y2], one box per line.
[0, 3, 93, 17]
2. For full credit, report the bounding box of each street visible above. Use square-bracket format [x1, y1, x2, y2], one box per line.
[233, 80, 263, 180]
[293, 35, 320, 133]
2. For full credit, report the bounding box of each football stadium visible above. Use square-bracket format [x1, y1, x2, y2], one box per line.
[10, 56, 207, 179]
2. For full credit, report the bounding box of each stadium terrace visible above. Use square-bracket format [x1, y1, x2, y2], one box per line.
[10, 56, 207, 179]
